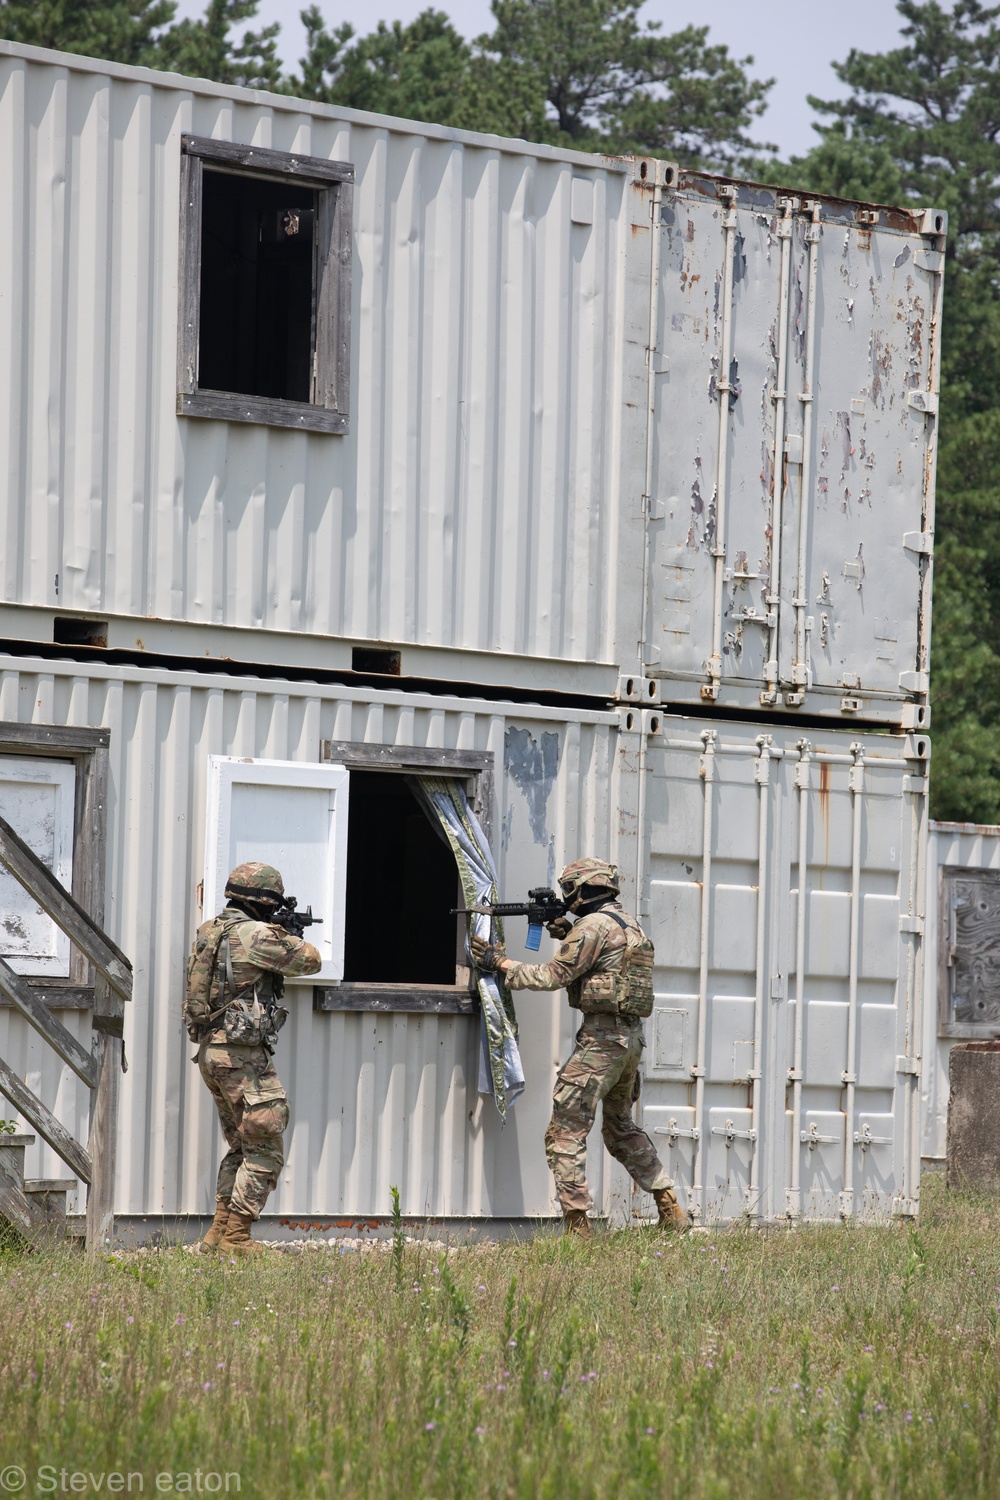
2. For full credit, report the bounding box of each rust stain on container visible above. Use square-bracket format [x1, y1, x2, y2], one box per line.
[818, 761, 831, 863]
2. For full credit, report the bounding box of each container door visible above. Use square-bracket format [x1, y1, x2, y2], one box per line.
[637, 719, 787, 1224]
[647, 176, 940, 724]
[784, 735, 926, 1221]
[635, 714, 926, 1224]
[776, 216, 941, 709]
[650, 184, 782, 696]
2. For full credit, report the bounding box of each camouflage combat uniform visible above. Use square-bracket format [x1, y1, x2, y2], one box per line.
[187, 908, 321, 1220]
[504, 902, 672, 1214]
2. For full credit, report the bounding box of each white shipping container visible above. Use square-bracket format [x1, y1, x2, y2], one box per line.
[0, 43, 941, 727]
[0, 43, 630, 674]
[0, 655, 625, 1222]
[0, 657, 928, 1226]
[921, 822, 1000, 1164]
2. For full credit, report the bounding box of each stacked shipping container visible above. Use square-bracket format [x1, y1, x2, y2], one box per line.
[0, 41, 942, 1227]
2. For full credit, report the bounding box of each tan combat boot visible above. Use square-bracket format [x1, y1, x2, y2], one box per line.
[563, 1209, 592, 1241]
[652, 1187, 691, 1232]
[194, 1198, 231, 1253]
[219, 1208, 265, 1257]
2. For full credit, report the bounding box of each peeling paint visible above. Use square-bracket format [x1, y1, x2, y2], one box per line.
[761, 442, 774, 499]
[732, 232, 747, 284]
[894, 244, 911, 269]
[836, 412, 854, 474]
[504, 727, 561, 851]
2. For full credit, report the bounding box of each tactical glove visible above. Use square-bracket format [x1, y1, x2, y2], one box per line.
[470, 933, 506, 972]
[546, 917, 573, 941]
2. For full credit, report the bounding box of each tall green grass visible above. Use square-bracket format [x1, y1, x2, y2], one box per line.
[1, 1179, 998, 1498]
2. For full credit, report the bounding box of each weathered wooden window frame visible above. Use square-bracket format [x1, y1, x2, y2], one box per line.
[314, 743, 495, 1016]
[938, 864, 1000, 1038]
[0, 724, 110, 1011]
[177, 135, 354, 435]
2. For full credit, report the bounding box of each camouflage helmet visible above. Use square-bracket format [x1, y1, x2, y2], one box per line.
[558, 858, 620, 903]
[224, 861, 285, 906]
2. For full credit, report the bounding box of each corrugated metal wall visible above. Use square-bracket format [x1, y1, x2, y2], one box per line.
[0, 654, 620, 1218]
[0, 44, 631, 666]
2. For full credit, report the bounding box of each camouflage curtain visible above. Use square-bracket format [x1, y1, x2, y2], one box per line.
[407, 775, 525, 1121]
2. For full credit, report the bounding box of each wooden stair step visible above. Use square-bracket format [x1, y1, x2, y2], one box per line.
[0, 1140, 70, 1243]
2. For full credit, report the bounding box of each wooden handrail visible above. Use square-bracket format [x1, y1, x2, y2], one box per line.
[0, 955, 100, 1089]
[0, 815, 131, 1002]
[0, 1058, 92, 1184]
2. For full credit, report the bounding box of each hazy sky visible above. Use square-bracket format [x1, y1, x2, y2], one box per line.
[174, 0, 913, 159]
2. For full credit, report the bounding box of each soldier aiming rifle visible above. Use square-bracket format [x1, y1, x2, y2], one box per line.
[183, 861, 322, 1256]
[469, 858, 689, 1240]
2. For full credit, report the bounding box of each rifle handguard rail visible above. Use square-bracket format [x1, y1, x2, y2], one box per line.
[453, 888, 569, 952]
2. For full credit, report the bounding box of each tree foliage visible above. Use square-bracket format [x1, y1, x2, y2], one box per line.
[0, 0, 773, 168]
[475, 0, 773, 164]
[290, 6, 539, 137]
[0, 0, 174, 67]
[782, 1, 1000, 820]
[0, 0, 282, 87]
[155, 0, 282, 89]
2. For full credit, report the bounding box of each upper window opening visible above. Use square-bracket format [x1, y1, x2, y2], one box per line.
[199, 171, 316, 403]
[178, 136, 353, 435]
[342, 772, 459, 986]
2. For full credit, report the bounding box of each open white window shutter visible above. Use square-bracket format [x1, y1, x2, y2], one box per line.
[204, 756, 349, 984]
[0, 756, 76, 976]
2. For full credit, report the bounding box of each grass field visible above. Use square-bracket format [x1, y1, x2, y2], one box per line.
[0, 1178, 998, 1499]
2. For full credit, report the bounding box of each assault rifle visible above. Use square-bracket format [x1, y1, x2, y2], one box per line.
[453, 887, 568, 951]
[272, 896, 323, 940]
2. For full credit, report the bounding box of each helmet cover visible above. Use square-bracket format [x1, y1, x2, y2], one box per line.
[558, 858, 620, 900]
[224, 860, 285, 905]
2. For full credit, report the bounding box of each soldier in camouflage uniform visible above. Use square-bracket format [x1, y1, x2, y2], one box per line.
[184, 861, 321, 1255]
[472, 858, 688, 1239]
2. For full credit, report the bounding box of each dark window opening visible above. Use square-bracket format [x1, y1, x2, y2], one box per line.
[342, 772, 459, 985]
[352, 647, 402, 676]
[53, 617, 108, 648]
[199, 170, 316, 403]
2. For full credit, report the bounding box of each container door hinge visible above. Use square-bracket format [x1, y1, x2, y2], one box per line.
[899, 914, 924, 936]
[903, 531, 934, 556]
[899, 670, 929, 693]
[896, 1055, 921, 1076]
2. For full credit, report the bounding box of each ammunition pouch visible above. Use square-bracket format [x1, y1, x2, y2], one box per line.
[569, 911, 655, 1020]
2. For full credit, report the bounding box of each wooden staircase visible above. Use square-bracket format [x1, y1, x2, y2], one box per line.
[0, 1133, 78, 1245]
[0, 812, 131, 1251]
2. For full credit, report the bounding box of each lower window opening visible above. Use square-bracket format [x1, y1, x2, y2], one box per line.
[342, 771, 460, 985]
